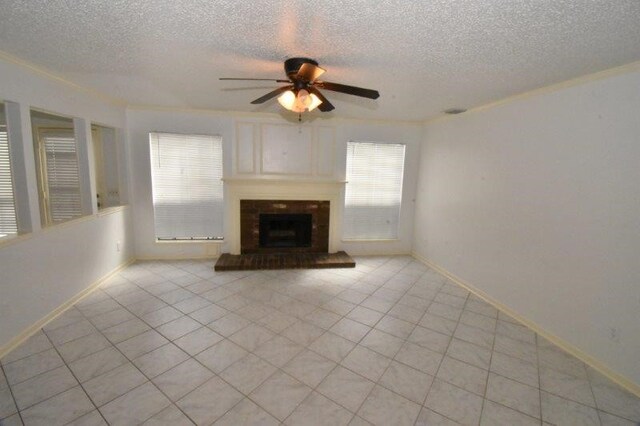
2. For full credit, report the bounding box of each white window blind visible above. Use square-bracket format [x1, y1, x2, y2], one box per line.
[0, 125, 18, 237]
[41, 132, 83, 224]
[344, 141, 406, 239]
[149, 132, 224, 240]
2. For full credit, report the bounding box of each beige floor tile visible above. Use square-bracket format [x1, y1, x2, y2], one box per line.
[133, 343, 190, 378]
[116, 329, 169, 360]
[436, 356, 488, 396]
[254, 335, 304, 367]
[195, 339, 248, 373]
[249, 371, 312, 421]
[425, 379, 484, 426]
[21, 386, 94, 426]
[3, 348, 64, 385]
[330, 318, 371, 343]
[142, 404, 193, 425]
[541, 391, 600, 426]
[173, 326, 223, 356]
[359, 329, 404, 358]
[100, 382, 171, 426]
[394, 342, 443, 375]
[281, 321, 325, 346]
[317, 366, 375, 413]
[285, 391, 354, 426]
[379, 361, 434, 404]
[309, 332, 356, 362]
[486, 372, 540, 418]
[83, 363, 147, 407]
[358, 385, 421, 426]
[152, 358, 214, 401]
[177, 376, 243, 425]
[69, 347, 128, 383]
[220, 354, 277, 394]
[284, 350, 337, 387]
[12, 365, 78, 410]
[213, 398, 279, 425]
[341, 346, 391, 382]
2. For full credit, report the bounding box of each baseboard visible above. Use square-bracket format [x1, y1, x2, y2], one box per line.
[411, 251, 640, 399]
[0, 257, 136, 360]
[135, 255, 219, 261]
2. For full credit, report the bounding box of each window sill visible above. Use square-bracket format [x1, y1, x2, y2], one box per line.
[41, 214, 95, 233]
[341, 238, 400, 243]
[0, 233, 33, 249]
[154, 239, 224, 244]
[97, 205, 129, 217]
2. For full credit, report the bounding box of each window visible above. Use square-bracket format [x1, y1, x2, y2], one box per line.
[149, 132, 224, 240]
[92, 124, 122, 209]
[31, 110, 82, 225]
[0, 102, 18, 238]
[344, 141, 406, 239]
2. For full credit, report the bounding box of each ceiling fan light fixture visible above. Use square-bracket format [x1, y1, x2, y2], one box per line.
[277, 89, 323, 113]
[307, 93, 322, 111]
[277, 90, 296, 110]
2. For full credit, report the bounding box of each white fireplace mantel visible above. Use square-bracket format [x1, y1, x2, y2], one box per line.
[224, 178, 346, 255]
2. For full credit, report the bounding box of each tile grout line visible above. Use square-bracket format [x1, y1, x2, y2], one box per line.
[476, 295, 500, 426]
[39, 328, 108, 426]
[0, 361, 24, 425]
[416, 280, 473, 425]
[57, 264, 204, 424]
[6, 256, 638, 425]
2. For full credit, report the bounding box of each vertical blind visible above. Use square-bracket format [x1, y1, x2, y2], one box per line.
[0, 125, 18, 237]
[42, 132, 83, 223]
[344, 141, 406, 239]
[149, 132, 224, 239]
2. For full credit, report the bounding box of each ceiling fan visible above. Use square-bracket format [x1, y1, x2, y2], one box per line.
[220, 57, 380, 115]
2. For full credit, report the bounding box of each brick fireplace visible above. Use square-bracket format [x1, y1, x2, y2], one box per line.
[223, 179, 344, 255]
[240, 200, 330, 254]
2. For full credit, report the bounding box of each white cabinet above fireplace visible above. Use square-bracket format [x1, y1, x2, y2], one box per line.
[234, 122, 337, 179]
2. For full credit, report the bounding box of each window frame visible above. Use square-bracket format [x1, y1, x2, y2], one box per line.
[148, 131, 225, 242]
[34, 126, 83, 226]
[343, 140, 406, 241]
[0, 111, 19, 240]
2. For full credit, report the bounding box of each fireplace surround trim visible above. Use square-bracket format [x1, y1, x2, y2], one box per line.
[224, 179, 345, 255]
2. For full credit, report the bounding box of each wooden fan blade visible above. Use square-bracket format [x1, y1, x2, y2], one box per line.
[250, 86, 293, 104]
[296, 63, 326, 82]
[308, 87, 335, 112]
[315, 81, 379, 99]
[220, 78, 290, 83]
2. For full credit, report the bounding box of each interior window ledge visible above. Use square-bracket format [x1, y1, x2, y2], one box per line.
[341, 238, 401, 242]
[97, 204, 129, 217]
[0, 233, 33, 249]
[154, 239, 225, 244]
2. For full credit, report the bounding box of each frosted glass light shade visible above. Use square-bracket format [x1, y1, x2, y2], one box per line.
[277, 90, 323, 113]
[308, 94, 322, 111]
[277, 90, 296, 110]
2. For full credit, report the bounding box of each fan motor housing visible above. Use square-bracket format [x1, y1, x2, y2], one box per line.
[284, 57, 318, 77]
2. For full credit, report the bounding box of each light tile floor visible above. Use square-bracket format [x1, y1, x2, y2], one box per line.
[1, 256, 639, 425]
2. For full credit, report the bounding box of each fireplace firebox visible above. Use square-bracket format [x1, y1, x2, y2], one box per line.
[259, 214, 312, 248]
[240, 200, 329, 254]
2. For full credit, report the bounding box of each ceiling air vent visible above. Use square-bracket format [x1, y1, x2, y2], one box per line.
[444, 108, 467, 115]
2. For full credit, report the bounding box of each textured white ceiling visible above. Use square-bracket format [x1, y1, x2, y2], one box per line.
[1, 1, 640, 121]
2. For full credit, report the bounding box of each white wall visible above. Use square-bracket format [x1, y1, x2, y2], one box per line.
[0, 56, 133, 350]
[414, 67, 640, 386]
[127, 109, 421, 258]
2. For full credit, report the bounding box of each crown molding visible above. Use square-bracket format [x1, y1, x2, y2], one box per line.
[423, 60, 640, 125]
[0, 50, 127, 107]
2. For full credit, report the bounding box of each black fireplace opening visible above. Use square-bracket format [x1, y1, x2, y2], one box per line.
[259, 213, 312, 248]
